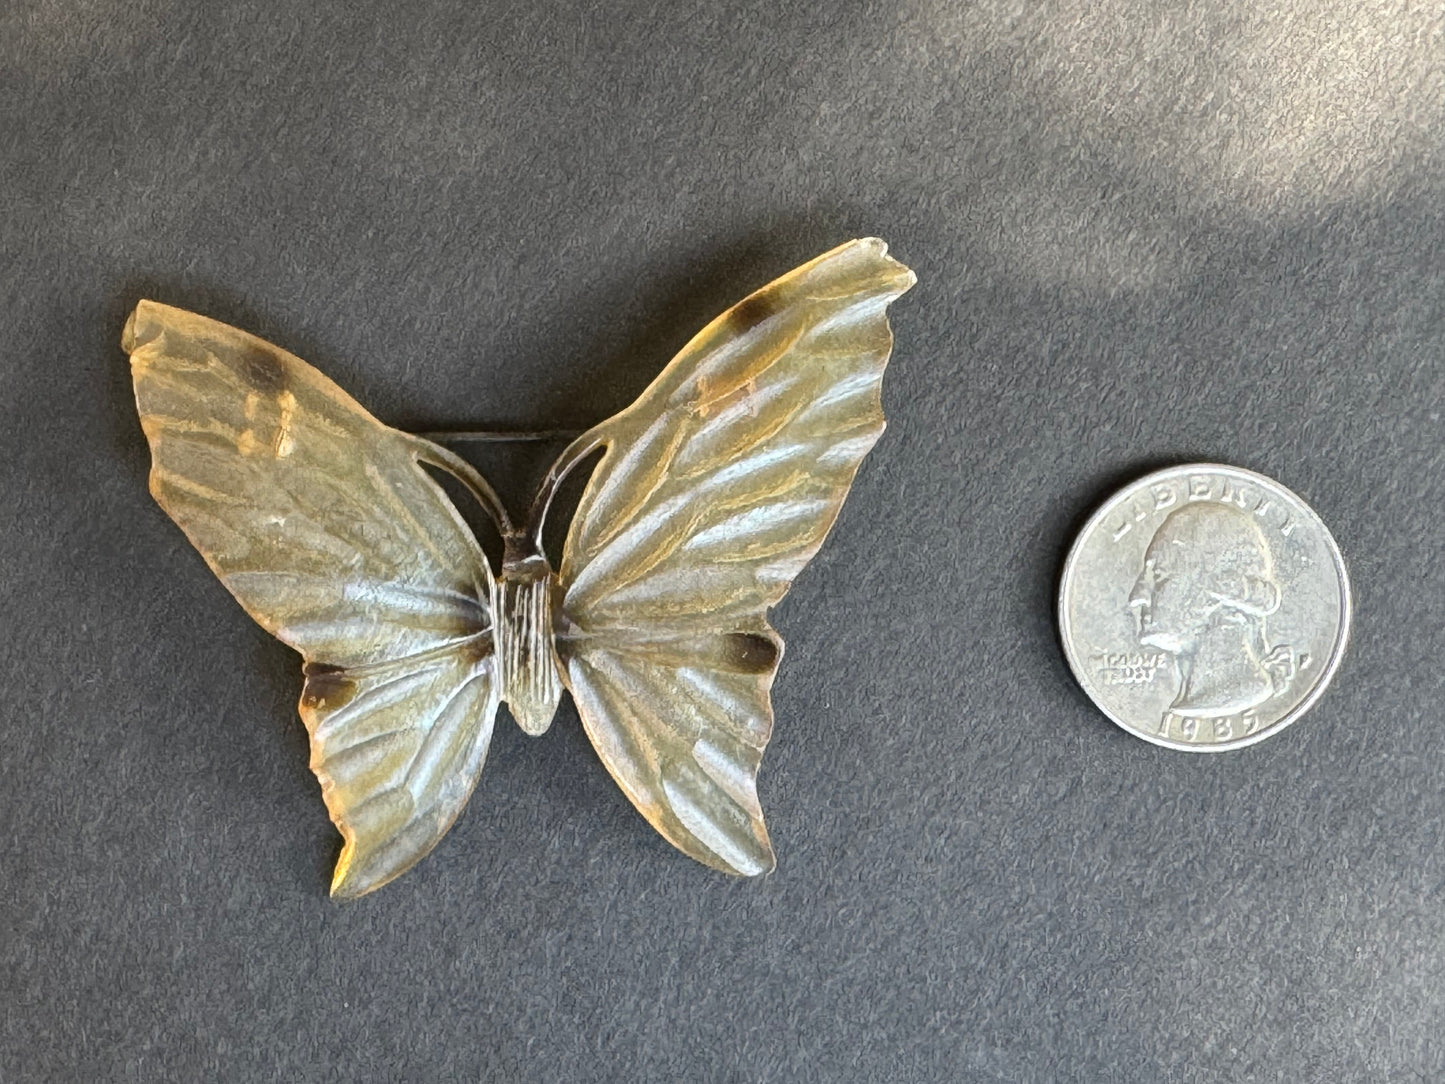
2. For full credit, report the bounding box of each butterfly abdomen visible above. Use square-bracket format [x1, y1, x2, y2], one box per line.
[495, 552, 565, 736]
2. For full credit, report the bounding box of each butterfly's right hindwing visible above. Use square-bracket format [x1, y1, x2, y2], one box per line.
[125, 300, 499, 897]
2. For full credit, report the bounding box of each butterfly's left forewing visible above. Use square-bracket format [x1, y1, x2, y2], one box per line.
[555, 239, 915, 875]
[126, 301, 499, 897]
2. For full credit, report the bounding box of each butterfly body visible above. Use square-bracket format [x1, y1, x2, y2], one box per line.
[494, 546, 564, 737]
[126, 238, 914, 895]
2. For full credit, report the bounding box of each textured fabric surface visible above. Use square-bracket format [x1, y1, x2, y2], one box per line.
[1, 1, 1442, 1080]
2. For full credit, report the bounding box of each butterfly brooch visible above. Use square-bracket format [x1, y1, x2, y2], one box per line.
[124, 238, 915, 896]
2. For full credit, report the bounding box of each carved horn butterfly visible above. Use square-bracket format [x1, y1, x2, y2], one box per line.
[124, 238, 915, 897]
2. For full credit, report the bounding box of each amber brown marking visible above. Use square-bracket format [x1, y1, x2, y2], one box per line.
[720, 632, 780, 674]
[240, 344, 287, 394]
[727, 292, 777, 336]
[460, 635, 495, 667]
[301, 664, 357, 711]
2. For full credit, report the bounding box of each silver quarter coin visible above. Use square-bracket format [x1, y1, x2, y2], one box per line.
[1059, 464, 1351, 751]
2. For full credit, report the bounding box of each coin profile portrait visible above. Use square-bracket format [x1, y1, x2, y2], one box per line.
[1130, 503, 1298, 723]
[124, 239, 914, 896]
[1058, 464, 1351, 752]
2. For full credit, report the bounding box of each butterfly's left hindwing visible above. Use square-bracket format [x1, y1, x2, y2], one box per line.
[556, 239, 915, 875]
[125, 301, 499, 897]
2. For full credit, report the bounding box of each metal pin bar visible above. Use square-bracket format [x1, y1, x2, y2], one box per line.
[415, 429, 583, 443]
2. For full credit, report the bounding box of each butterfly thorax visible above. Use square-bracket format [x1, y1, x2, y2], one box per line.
[495, 540, 565, 736]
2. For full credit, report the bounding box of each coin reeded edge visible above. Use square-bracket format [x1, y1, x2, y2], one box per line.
[1057, 463, 1353, 753]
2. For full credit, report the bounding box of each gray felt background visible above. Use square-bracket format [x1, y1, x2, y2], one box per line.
[2, 1, 1443, 1081]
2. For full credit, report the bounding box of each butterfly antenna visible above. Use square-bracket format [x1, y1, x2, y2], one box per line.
[407, 435, 516, 536]
[523, 428, 607, 550]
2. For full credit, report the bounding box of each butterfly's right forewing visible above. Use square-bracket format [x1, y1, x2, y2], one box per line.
[126, 301, 499, 897]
